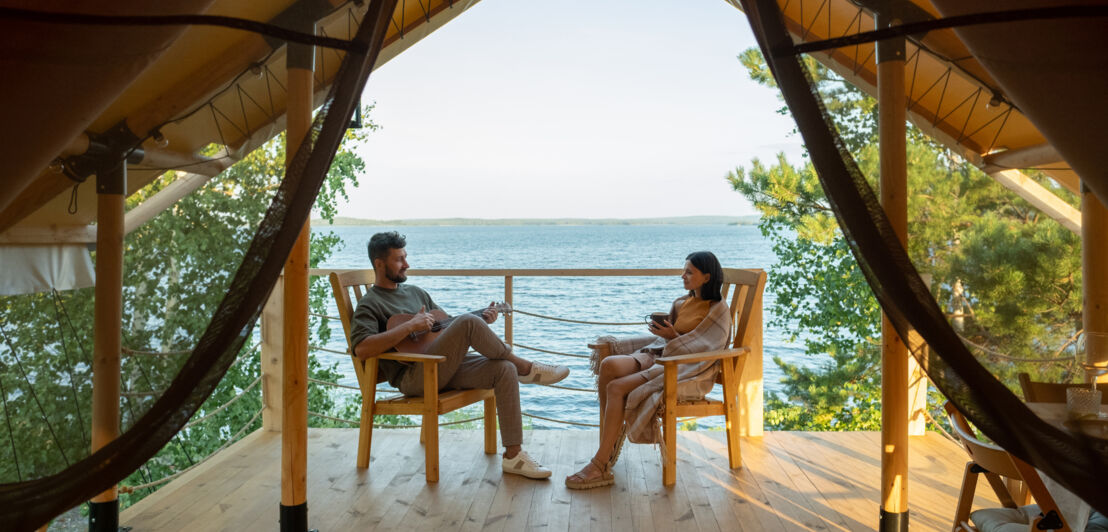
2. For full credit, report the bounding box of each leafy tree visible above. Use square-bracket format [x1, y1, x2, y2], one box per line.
[0, 108, 379, 510]
[729, 49, 1082, 430]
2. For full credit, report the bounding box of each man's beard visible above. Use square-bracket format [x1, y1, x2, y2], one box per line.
[385, 266, 407, 284]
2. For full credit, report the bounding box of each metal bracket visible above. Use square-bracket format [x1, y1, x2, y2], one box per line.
[62, 120, 143, 192]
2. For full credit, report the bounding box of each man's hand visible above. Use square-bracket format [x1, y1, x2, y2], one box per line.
[406, 306, 435, 334]
[649, 319, 678, 340]
[481, 301, 499, 324]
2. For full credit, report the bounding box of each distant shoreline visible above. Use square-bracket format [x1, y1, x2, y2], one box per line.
[312, 215, 759, 227]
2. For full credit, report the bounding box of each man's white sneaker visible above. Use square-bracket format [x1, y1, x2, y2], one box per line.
[518, 361, 570, 385]
[502, 450, 552, 479]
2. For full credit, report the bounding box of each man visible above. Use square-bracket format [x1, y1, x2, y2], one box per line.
[349, 231, 570, 479]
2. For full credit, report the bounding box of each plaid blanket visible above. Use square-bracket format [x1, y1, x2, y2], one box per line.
[590, 298, 732, 444]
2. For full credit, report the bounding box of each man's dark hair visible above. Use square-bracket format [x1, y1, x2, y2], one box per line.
[368, 231, 406, 267]
[686, 251, 724, 302]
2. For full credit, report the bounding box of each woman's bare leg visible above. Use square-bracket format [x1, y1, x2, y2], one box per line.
[568, 370, 648, 485]
[594, 373, 647, 465]
[598, 355, 640, 422]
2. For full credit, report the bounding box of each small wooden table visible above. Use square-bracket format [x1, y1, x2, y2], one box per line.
[1025, 402, 1104, 529]
[1027, 401, 1108, 439]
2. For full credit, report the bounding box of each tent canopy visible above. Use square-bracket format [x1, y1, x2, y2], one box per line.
[0, 0, 1103, 239]
[0, 0, 478, 241]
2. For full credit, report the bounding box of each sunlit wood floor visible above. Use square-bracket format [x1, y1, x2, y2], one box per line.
[120, 428, 996, 531]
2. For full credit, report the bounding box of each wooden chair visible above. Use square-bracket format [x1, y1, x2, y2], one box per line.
[944, 402, 1073, 532]
[329, 270, 496, 483]
[590, 268, 766, 486]
[1018, 372, 1108, 404]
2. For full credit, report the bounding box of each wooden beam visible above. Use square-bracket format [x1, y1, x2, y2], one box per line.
[981, 143, 1062, 173]
[0, 172, 217, 245]
[280, 50, 313, 519]
[877, 23, 910, 529]
[1083, 186, 1108, 379]
[90, 165, 125, 527]
[139, 146, 231, 178]
[989, 169, 1081, 234]
[123, 173, 213, 233]
[261, 273, 285, 432]
[0, 225, 95, 245]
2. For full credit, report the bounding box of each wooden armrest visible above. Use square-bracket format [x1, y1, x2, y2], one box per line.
[378, 352, 447, 363]
[657, 347, 749, 366]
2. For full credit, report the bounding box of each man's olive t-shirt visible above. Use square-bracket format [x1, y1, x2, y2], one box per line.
[349, 284, 441, 386]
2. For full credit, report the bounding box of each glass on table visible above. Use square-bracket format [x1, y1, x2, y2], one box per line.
[1073, 331, 1108, 419]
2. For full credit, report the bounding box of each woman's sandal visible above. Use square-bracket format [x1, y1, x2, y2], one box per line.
[565, 457, 614, 490]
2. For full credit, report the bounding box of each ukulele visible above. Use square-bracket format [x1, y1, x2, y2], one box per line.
[386, 302, 513, 354]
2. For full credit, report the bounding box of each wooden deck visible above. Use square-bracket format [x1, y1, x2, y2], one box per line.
[121, 428, 997, 531]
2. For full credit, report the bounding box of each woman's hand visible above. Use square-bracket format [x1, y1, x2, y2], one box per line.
[649, 319, 678, 340]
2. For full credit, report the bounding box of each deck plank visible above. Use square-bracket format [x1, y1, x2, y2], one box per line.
[120, 428, 980, 531]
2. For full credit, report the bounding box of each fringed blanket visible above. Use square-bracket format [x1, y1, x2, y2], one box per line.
[590, 299, 732, 444]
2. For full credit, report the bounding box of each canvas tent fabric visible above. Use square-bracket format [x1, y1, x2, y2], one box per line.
[0, 0, 479, 239]
[0, 246, 94, 296]
[0, 0, 1095, 245]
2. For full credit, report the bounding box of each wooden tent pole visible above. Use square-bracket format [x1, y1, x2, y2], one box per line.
[1082, 185, 1108, 379]
[89, 161, 126, 531]
[877, 13, 909, 532]
[280, 36, 314, 532]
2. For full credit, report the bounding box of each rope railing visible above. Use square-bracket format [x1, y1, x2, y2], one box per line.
[544, 383, 598, 393]
[511, 343, 591, 359]
[523, 412, 599, 428]
[922, 407, 961, 447]
[511, 308, 642, 326]
[307, 374, 597, 395]
[310, 344, 349, 356]
[121, 341, 262, 360]
[183, 375, 263, 430]
[308, 411, 484, 428]
[120, 406, 264, 494]
[121, 346, 193, 356]
[309, 312, 340, 320]
[959, 335, 1077, 364]
[307, 377, 360, 391]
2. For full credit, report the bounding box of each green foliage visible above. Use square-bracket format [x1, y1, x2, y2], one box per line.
[0, 109, 380, 509]
[729, 50, 1082, 430]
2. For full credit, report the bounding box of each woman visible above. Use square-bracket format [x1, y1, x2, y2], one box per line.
[566, 251, 731, 489]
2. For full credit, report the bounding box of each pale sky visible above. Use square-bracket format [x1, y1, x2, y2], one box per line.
[337, 0, 805, 220]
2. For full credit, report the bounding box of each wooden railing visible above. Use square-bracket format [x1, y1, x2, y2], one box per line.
[260, 268, 764, 436]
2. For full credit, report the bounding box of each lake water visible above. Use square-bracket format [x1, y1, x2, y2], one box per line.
[313, 224, 806, 429]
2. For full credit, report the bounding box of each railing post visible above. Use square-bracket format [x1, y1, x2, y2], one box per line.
[504, 275, 513, 347]
[261, 272, 285, 431]
[1083, 184, 1108, 381]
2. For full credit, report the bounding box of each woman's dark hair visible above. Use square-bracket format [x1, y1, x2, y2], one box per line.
[367, 231, 406, 266]
[686, 251, 724, 302]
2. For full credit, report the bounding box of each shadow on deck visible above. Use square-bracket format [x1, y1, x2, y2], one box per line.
[121, 428, 996, 531]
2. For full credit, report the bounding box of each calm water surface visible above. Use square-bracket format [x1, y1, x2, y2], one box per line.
[314, 224, 807, 429]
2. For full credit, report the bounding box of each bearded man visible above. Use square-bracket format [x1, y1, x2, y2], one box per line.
[350, 231, 569, 479]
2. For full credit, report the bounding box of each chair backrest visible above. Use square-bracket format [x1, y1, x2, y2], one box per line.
[329, 270, 384, 384]
[944, 402, 1024, 480]
[944, 401, 1074, 531]
[1018, 372, 1108, 404]
[720, 268, 767, 351]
